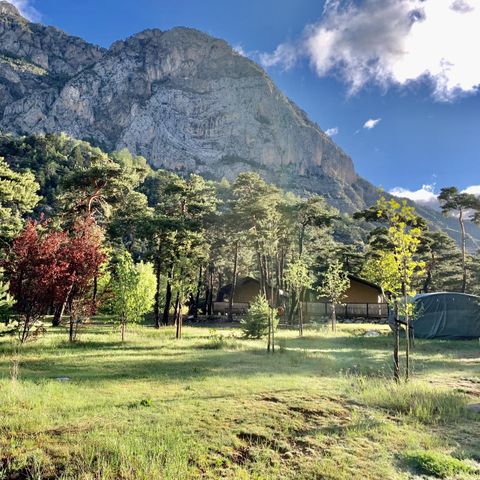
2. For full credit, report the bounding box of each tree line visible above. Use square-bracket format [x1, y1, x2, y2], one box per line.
[0, 133, 479, 348]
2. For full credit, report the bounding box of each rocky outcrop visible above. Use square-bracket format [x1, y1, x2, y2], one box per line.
[0, 0, 479, 253]
[0, 4, 364, 210]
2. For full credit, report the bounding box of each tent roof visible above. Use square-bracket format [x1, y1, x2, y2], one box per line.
[415, 292, 480, 301]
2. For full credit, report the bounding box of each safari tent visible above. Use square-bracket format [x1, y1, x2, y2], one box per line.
[411, 293, 480, 339]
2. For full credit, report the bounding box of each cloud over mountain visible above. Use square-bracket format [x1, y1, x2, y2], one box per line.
[261, 0, 480, 101]
[6, 0, 40, 21]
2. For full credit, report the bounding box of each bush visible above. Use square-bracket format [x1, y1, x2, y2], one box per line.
[240, 295, 272, 339]
[404, 450, 477, 478]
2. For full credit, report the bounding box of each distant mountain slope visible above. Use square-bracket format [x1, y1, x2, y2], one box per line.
[0, 1, 479, 248]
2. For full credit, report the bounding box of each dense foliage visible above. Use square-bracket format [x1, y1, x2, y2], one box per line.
[0, 132, 479, 343]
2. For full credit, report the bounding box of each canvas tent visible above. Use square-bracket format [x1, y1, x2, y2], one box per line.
[394, 293, 480, 339]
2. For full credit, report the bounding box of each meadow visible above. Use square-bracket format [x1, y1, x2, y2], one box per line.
[0, 323, 479, 480]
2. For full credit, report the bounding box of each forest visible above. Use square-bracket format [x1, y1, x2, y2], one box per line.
[1, 132, 480, 344]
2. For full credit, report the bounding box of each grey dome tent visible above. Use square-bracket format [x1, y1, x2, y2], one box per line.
[405, 293, 480, 339]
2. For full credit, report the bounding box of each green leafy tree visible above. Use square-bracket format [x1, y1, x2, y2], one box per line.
[232, 173, 281, 297]
[240, 294, 276, 340]
[361, 252, 402, 294]
[111, 251, 156, 341]
[317, 260, 350, 332]
[284, 259, 313, 336]
[371, 197, 425, 381]
[0, 275, 14, 323]
[438, 187, 480, 293]
[418, 230, 464, 293]
[0, 158, 40, 246]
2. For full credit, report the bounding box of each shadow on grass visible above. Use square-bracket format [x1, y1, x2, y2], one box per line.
[1, 326, 478, 385]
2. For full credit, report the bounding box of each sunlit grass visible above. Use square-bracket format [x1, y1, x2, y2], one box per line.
[0, 323, 479, 479]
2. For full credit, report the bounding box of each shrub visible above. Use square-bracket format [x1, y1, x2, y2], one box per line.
[404, 450, 477, 478]
[240, 295, 271, 339]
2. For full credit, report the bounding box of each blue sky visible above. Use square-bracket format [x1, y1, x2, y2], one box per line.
[11, 0, 480, 205]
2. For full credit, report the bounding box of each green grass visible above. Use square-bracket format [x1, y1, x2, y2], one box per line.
[404, 450, 478, 478]
[0, 323, 479, 479]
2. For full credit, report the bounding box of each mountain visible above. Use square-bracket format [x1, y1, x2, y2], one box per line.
[0, 1, 479, 248]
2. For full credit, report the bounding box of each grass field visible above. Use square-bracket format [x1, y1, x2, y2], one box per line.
[0, 323, 479, 479]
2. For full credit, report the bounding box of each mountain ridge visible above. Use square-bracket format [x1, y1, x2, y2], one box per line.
[0, 1, 479, 249]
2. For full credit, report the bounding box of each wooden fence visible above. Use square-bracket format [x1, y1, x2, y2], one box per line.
[213, 302, 250, 315]
[304, 302, 388, 320]
[213, 301, 388, 320]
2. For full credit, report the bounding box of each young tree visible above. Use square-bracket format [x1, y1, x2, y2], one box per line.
[284, 259, 313, 336]
[240, 294, 275, 340]
[317, 260, 350, 332]
[438, 187, 480, 293]
[362, 197, 425, 381]
[111, 251, 156, 341]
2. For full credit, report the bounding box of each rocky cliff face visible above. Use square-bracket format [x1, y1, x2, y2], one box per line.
[0, 2, 367, 211]
[0, 2, 479, 248]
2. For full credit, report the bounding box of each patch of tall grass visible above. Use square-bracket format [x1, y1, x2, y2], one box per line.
[351, 379, 470, 424]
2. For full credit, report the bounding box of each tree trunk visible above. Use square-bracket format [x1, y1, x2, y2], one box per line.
[69, 314, 75, 343]
[256, 247, 264, 296]
[261, 255, 268, 297]
[228, 241, 239, 322]
[299, 224, 306, 257]
[287, 290, 297, 326]
[121, 318, 126, 342]
[422, 252, 434, 293]
[154, 257, 162, 328]
[393, 299, 400, 382]
[459, 210, 467, 293]
[173, 291, 180, 327]
[207, 268, 214, 315]
[176, 300, 183, 339]
[270, 256, 275, 353]
[92, 274, 98, 312]
[162, 261, 173, 325]
[331, 303, 336, 333]
[298, 292, 304, 336]
[405, 295, 410, 382]
[194, 266, 203, 319]
[52, 301, 66, 327]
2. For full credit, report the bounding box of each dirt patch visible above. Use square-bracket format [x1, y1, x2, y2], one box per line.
[289, 405, 327, 417]
[260, 395, 282, 403]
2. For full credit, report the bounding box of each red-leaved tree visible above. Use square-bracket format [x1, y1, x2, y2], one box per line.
[61, 217, 106, 342]
[2, 219, 69, 342]
[3, 216, 106, 342]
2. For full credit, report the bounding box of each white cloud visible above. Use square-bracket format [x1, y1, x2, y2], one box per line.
[389, 183, 480, 210]
[390, 184, 440, 209]
[233, 45, 247, 57]
[260, 0, 480, 101]
[325, 127, 339, 136]
[6, 0, 41, 21]
[462, 185, 480, 196]
[363, 118, 381, 129]
[259, 43, 298, 70]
